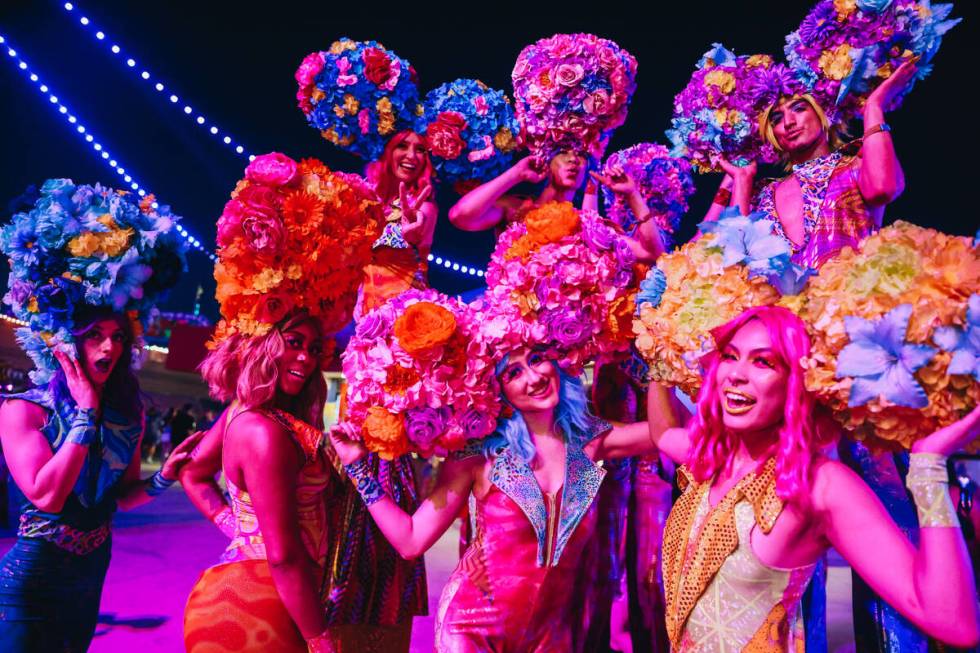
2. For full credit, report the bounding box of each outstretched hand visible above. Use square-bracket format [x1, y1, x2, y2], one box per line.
[867, 57, 920, 114]
[912, 405, 980, 457]
[327, 422, 369, 466]
[53, 350, 99, 411]
[398, 182, 433, 246]
[160, 429, 207, 481]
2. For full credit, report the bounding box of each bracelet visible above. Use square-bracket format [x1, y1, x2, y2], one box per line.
[344, 458, 385, 507]
[306, 629, 336, 653]
[212, 506, 237, 538]
[863, 122, 891, 139]
[145, 470, 176, 497]
[66, 407, 98, 446]
[713, 187, 732, 206]
[906, 452, 958, 528]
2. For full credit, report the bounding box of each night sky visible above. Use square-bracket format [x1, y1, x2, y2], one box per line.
[1, 1, 975, 322]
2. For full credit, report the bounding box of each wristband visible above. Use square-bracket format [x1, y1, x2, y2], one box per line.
[863, 123, 891, 139]
[66, 407, 98, 446]
[906, 452, 957, 528]
[344, 458, 385, 507]
[145, 470, 176, 497]
[713, 187, 732, 206]
[212, 506, 237, 538]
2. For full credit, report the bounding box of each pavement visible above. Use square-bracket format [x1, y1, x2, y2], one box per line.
[0, 481, 858, 652]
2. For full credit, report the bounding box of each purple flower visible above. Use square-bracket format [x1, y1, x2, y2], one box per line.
[543, 308, 591, 348]
[358, 309, 388, 339]
[581, 218, 615, 251]
[457, 407, 495, 440]
[405, 407, 449, 448]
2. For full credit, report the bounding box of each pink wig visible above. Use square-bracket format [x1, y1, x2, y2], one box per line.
[364, 129, 434, 204]
[687, 305, 838, 506]
[200, 311, 327, 429]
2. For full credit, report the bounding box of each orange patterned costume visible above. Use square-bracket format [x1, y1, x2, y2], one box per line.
[662, 459, 815, 652]
[184, 410, 333, 652]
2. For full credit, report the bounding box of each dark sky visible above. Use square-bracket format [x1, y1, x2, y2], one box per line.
[1, 1, 975, 321]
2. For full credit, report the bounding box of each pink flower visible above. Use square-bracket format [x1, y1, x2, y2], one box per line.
[472, 95, 489, 116]
[241, 211, 285, 256]
[336, 57, 357, 87]
[554, 62, 585, 87]
[295, 51, 325, 88]
[584, 89, 611, 115]
[467, 135, 494, 162]
[245, 153, 299, 187]
[217, 199, 246, 247]
[358, 108, 371, 134]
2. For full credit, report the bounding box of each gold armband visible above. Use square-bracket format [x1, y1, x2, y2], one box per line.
[906, 453, 958, 528]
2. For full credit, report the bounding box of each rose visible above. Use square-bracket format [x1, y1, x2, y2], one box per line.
[241, 212, 285, 256]
[583, 89, 611, 115]
[357, 309, 388, 340]
[581, 219, 615, 251]
[245, 153, 299, 187]
[543, 308, 591, 348]
[256, 293, 294, 325]
[236, 185, 281, 221]
[427, 112, 468, 160]
[405, 407, 449, 449]
[456, 407, 496, 441]
[362, 47, 393, 86]
[295, 51, 325, 89]
[393, 301, 458, 356]
[217, 199, 247, 246]
[554, 63, 585, 87]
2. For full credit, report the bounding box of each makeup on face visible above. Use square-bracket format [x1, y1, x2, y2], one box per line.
[277, 321, 324, 396]
[499, 348, 560, 414]
[715, 320, 789, 435]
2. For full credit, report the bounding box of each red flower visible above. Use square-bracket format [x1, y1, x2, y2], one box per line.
[362, 47, 393, 86]
[256, 292, 294, 324]
[427, 111, 468, 160]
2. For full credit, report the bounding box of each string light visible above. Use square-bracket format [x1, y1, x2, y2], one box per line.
[427, 253, 485, 277]
[0, 312, 170, 354]
[1, 31, 217, 262]
[61, 1, 255, 162]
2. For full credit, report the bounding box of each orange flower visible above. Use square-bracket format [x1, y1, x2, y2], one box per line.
[384, 364, 421, 394]
[525, 201, 581, 246]
[362, 406, 409, 460]
[393, 301, 458, 355]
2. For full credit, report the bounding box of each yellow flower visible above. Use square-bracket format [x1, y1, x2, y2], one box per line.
[819, 44, 853, 81]
[329, 39, 358, 54]
[745, 54, 773, 69]
[99, 228, 134, 257]
[67, 233, 100, 257]
[311, 88, 326, 103]
[333, 105, 346, 118]
[494, 127, 517, 153]
[27, 297, 39, 313]
[252, 268, 284, 293]
[343, 94, 360, 115]
[833, 0, 856, 18]
[286, 264, 303, 280]
[703, 70, 735, 94]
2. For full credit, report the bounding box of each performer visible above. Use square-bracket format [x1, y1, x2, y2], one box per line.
[651, 305, 979, 651]
[330, 346, 682, 652]
[0, 181, 194, 652]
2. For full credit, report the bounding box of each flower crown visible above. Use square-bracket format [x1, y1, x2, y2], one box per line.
[422, 78, 521, 194]
[296, 38, 424, 160]
[211, 153, 382, 346]
[512, 33, 638, 160]
[0, 179, 187, 385]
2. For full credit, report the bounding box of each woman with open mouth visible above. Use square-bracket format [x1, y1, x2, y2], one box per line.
[0, 179, 196, 653]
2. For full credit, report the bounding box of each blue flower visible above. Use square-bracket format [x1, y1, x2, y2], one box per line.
[855, 0, 894, 13]
[768, 263, 814, 297]
[933, 293, 980, 382]
[697, 43, 737, 69]
[635, 268, 667, 315]
[835, 304, 937, 408]
[698, 208, 793, 278]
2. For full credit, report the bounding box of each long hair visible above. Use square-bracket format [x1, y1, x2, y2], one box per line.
[364, 130, 434, 204]
[200, 311, 327, 429]
[49, 309, 143, 422]
[687, 305, 838, 506]
[758, 94, 849, 169]
[484, 357, 592, 463]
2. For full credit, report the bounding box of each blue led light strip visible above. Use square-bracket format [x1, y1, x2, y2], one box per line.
[1, 32, 217, 262]
[61, 1, 255, 162]
[54, 7, 488, 279]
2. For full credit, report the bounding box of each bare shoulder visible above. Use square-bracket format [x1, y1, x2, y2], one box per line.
[809, 456, 865, 511]
[224, 410, 292, 455]
[0, 398, 49, 431]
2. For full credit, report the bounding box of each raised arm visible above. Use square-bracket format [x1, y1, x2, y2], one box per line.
[329, 425, 478, 559]
[815, 407, 980, 648]
[448, 156, 547, 231]
[857, 59, 916, 208]
[229, 411, 328, 640]
[589, 167, 666, 264]
[177, 410, 232, 533]
[717, 159, 756, 217]
[701, 173, 734, 223]
[398, 182, 438, 254]
[586, 383, 692, 462]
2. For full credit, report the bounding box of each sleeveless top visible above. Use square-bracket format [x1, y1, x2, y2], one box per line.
[4, 388, 142, 553]
[662, 459, 816, 652]
[754, 150, 878, 269]
[219, 410, 331, 567]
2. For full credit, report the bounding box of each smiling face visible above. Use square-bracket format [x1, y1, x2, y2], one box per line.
[498, 348, 561, 416]
[389, 132, 428, 185]
[77, 317, 128, 387]
[715, 319, 789, 437]
[768, 96, 827, 155]
[549, 150, 587, 191]
[276, 320, 324, 397]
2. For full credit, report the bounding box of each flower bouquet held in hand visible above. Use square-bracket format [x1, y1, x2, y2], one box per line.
[341, 288, 501, 459]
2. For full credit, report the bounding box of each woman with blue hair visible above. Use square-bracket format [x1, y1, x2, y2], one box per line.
[330, 346, 679, 652]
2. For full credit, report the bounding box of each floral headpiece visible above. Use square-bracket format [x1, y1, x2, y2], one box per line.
[511, 33, 638, 160]
[295, 38, 424, 160]
[212, 153, 382, 346]
[793, 221, 979, 450]
[666, 44, 783, 173]
[482, 201, 638, 375]
[0, 179, 187, 385]
[632, 209, 808, 397]
[601, 143, 695, 245]
[342, 288, 501, 459]
[422, 78, 521, 194]
[784, 0, 960, 120]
